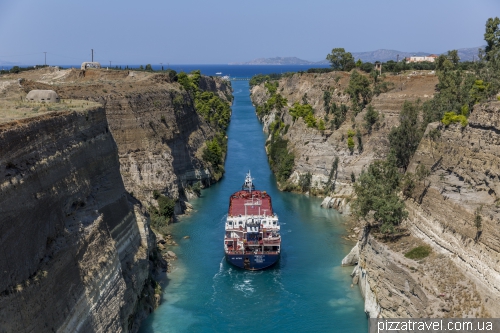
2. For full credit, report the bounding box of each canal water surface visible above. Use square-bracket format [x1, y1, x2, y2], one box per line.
[138, 79, 368, 333]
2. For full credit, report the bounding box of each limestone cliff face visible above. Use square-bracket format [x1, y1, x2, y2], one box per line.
[403, 101, 500, 316]
[0, 108, 152, 332]
[343, 101, 500, 318]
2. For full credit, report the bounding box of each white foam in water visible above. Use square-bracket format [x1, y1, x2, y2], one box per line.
[233, 278, 255, 296]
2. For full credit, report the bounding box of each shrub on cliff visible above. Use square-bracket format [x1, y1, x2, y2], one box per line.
[353, 156, 407, 234]
[268, 136, 294, 182]
[176, 70, 231, 130]
[363, 105, 379, 133]
[389, 100, 424, 171]
[330, 103, 348, 129]
[150, 191, 176, 229]
[347, 129, 356, 154]
[195, 91, 231, 129]
[265, 81, 278, 95]
[289, 102, 317, 128]
[346, 70, 372, 113]
[203, 135, 226, 173]
[405, 245, 431, 260]
[298, 172, 312, 192]
[256, 94, 287, 118]
[441, 111, 468, 127]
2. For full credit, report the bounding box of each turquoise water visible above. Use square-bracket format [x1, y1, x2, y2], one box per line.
[138, 80, 367, 333]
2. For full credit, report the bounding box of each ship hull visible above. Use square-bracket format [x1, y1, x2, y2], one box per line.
[225, 253, 280, 271]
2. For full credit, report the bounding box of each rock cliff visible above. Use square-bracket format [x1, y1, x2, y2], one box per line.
[345, 102, 500, 318]
[0, 68, 232, 332]
[0, 108, 152, 332]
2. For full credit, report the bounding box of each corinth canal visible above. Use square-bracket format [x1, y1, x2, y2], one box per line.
[139, 75, 368, 333]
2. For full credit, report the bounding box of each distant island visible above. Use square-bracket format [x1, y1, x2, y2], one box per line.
[230, 47, 483, 65]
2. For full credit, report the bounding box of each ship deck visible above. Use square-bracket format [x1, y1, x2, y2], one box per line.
[228, 190, 273, 216]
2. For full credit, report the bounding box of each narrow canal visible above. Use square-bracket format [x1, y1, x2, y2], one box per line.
[139, 79, 368, 333]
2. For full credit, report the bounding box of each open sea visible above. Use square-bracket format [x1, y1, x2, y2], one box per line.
[136, 65, 368, 333]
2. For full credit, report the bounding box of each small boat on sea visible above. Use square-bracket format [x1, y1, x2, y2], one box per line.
[216, 72, 222, 75]
[224, 171, 281, 270]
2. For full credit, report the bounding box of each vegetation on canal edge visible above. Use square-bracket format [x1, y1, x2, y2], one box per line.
[405, 246, 432, 260]
[149, 190, 176, 234]
[176, 70, 231, 179]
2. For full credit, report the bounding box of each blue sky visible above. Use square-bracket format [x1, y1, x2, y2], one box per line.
[0, 0, 498, 65]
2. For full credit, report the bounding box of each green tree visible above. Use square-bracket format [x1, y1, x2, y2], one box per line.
[203, 138, 223, 170]
[299, 172, 312, 192]
[484, 17, 500, 57]
[326, 48, 355, 71]
[389, 101, 424, 171]
[318, 119, 326, 130]
[356, 129, 363, 153]
[346, 70, 372, 112]
[268, 136, 295, 182]
[323, 90, 331, 113]
[363, 105, 379, 133]
[352, 157, 407, 233]
[447, 50, 460, 66]
[326, 157, 339, 192]
[145, 64, 153, 71]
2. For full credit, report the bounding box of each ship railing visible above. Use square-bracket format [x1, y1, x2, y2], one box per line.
[225, 250, 279, 255]
[263, 238, 281, 244]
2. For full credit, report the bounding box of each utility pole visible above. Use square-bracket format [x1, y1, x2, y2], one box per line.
[160, 62, 163, 71]
[109, 60, 112, 68]
[397, 54, 399, 63]
[44, 52, 47, 66]
[91, 49, 94, 62]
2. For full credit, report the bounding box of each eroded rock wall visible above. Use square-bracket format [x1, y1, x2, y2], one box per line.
[0, 108, 152, 332]
[344, 101, 500, 318]
[404, 101, 500, 315]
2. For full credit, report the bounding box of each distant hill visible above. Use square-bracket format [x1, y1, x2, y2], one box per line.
[232, 47, 484, 65]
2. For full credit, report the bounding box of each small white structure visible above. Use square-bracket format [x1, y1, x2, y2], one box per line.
[80, 62, 101, 70]
[405, 55, 438, 63]
[26, 90, 60, 103]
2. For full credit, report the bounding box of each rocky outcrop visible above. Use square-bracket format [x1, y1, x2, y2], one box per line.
[0, 108, 152, 332]
[320, 185, 353, 214]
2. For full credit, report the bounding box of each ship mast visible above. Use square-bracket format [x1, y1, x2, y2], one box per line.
[244, 170, 253, 194]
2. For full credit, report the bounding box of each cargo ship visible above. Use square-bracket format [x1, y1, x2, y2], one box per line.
[224, 171, 281, 270]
